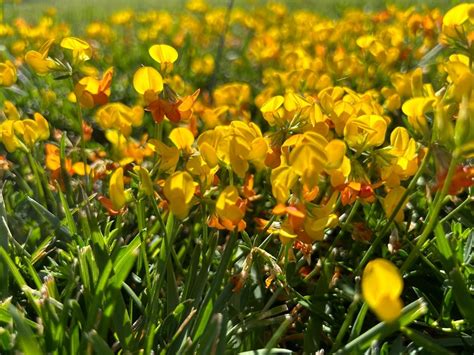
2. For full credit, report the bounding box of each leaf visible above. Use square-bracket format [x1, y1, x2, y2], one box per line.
[86, 330, 114, 355]
[9, 305, 41, 355]
[401, 327, 451, 354]
[337, 298, 427, 354]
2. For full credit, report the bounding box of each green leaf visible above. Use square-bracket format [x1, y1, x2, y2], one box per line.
[449, 267, 474, 325]
[401, 327, 451, 354]
[86, 330, 114, 355]
[337, 298, 427, 354]
[9, 305, 41, 355]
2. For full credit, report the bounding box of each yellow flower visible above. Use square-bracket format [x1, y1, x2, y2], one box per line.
[401, 97, 435, 137]
[148, 139, 179, 173]
[0, 60, 17, 87]
[25, 38, 56, 75]
[75, 67, 114, 108]
[2, 101, 20, 121]
[271, 164, 298, 204]
[442, 4, 474, 42]
[288, 132, 328, 188]
[95, 103, 143, 136]
[109, 167, 127, 210]
[191, 54, 215, 75]
[33, 113, 50, 141]
[163, 171, 196, 219]
[303, 192, 339, 241]
[215, 186, 246, 226]
[169, 127, 194, 154]
[260, 95, 284, 126]
[362, 259, 403, 322]
[186, 154, 216, 186]
[149, 44, 178, 73]
[133, 66, 164, 100]
[60, 37, 92, 64]
[0, 120, 21, 152]
[344, 115, 387, 151]
[382, 186, 407, 223]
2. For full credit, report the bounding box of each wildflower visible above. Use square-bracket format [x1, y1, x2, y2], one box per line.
[362, 258, 403, 322]
[344, 115, 387, 151]
[60, 37, 92, 64]
[149, 44, 178, 73]
[25, 38, 56, 75]
[382, 186, 407, 223]
[288, 132, 328, 188]
[169, 127, 194, 154]
[74, 67, 114, 108]
[148, 139, 179, 173]
[0, 60, 17, 87]
[109, 167, 127, 210]
[212, 186, 246, 231]
[2, 101, 20, 120]
[133, 66, 163, 100]
[95, 102, 143, 136]
[402, 97, 434, 138]
[380, 127, 418, 187]
[441, 4, 474, 44]
[147, 89, 200, 124]
[163, 171, 196, 219]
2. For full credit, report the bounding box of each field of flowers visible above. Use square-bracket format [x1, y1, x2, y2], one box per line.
[0, 0, 473, 353]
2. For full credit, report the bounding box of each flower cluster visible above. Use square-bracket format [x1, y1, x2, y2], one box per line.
[0, 1, 473, 344]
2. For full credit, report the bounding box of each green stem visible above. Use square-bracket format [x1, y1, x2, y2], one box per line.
[400, 154, 458, 273]
[136, 197, 151, 291]
[355, 147, 431, 275]
[438, 195, 472, 226]
[331, 297, 361, 352]
[26, 151, 46, 205]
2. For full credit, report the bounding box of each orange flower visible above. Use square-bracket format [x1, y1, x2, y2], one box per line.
[74, 67, 113, 108]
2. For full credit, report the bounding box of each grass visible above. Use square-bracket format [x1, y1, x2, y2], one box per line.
[0, 0, 473, 353]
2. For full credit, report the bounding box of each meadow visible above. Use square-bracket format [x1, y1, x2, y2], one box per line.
[0, 0, 473, 353]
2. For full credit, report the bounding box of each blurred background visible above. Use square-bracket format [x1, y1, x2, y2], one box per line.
[1, 0, 468, 24]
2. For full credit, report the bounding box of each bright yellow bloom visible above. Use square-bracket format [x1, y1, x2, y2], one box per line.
[271, 164, 298, 203]
[303, 192, 339, 241]
[215, 186, 246, 226]
[149, 44, 178, 73]
[0, 120, 21, 152]
[163, 171, 196, 219]
[109, 167, 127, 210]
[60, 37, 92, 64]
[169, 127, 194, 154]
[402, 98, 435, 137]
[288, 132, 328, 188]
[442, 4, 474, 42]
[344, 115, 387, 151]
[2, 101, 20, 121]
[382, 186, 407, 223]
[75, 67, 114, 108]
[25, 38, 56, 75]
[0, 60, 17, 87]
[362, 259, 403, 322]
[260, 95, 284, 126]
[148, 139, 180, 173]
[95, 103, 143, 136]
[133, 66, 164, 99]
[381, 127, 418, 187]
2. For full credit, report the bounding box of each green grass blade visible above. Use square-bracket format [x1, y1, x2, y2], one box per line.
[337, 298, 427, 354]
